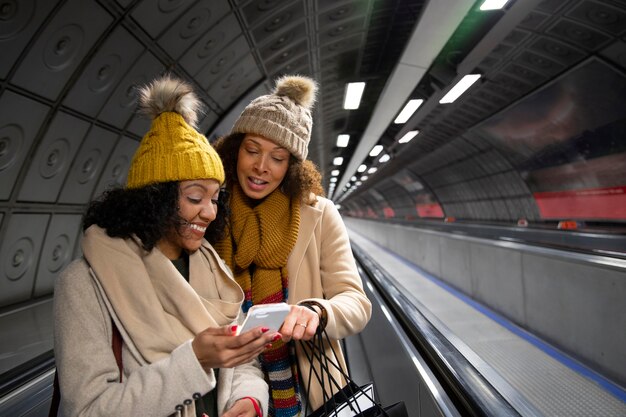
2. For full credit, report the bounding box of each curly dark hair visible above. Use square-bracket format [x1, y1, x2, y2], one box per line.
[83, 181, 229, 251]
[213, 133, 324, 205]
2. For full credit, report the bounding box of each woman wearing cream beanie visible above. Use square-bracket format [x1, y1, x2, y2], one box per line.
[214, 75, 372, 416]
[52, 75, 276, 417]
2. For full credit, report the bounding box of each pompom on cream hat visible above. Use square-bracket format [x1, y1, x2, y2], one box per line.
[126, 75, 225, 189]
[230, 75, 318, 161]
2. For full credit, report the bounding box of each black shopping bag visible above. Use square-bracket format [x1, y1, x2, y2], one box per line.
[357, 401, 408, 417]
[299, 328, 408, 417]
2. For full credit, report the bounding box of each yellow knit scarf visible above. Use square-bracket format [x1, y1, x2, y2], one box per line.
[216, 185, 303, 415]
[216, 185, 300, 308]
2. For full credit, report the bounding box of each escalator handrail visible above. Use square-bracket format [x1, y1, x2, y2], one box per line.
[0, 350, 55, 398]
[352, 243, 538, 417]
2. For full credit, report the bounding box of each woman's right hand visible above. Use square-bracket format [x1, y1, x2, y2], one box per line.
[191, 325, 280, 371]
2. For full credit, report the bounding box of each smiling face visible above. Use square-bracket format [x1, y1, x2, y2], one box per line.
[157, 179, 221, 260]
[236, 134, 290, 200]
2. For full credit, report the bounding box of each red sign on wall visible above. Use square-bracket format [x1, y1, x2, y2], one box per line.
[416, 203, 444, 218]
[534, 185, 626, 219]
[383, 206, 395, 218]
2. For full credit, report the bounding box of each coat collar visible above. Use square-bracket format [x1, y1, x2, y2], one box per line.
[287, 198, 323, 283]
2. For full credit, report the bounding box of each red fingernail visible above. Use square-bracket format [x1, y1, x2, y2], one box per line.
[272, 334, 281, 342]
[265, 343, 272, 348]
[261, 327, 269, 333]
[231, 325, 238, 332]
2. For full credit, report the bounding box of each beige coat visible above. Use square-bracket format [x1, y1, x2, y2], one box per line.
[287, 196, 372, 410]
[53, 246, 268, 417]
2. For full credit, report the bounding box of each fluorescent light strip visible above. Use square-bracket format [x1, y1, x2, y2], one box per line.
[369, 145, 383, 157]
[336, 134, 350, 147]
[343, 82, 366, 110]
[399, 130, 419, 144]
[480, 0, 509, 10]
[394, 99, 424, 124]
[439, 74, 482, 104]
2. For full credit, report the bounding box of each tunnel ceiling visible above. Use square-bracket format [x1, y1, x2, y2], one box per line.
[334, 0, 626, 204]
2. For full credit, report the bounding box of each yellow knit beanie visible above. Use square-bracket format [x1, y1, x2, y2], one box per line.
[126, 75, 225, 189]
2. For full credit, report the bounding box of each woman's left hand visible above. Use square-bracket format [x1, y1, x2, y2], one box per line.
[279, 304, 320, 341]
[222, 398, 257, 417]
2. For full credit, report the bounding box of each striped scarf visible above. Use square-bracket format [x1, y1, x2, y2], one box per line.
[215, 185, 302, 416]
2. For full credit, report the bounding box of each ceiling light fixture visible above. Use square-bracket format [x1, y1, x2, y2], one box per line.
[343, 82, 366, 109]
[330, 177, 337, 183]
[439, 74, 482, 104]
[393, 99, 424, 124]
[367, 167, 377, 174]
[331, 169, 340, 176]
[379, 154, 390, 163]
[333, 157, 344, 166]
[369, 145, 383, 157]
[479, 0, 509, 10]
[357, 164, 367, 173]
[336, 134, 350, 147]
[399, 130, 419, 143]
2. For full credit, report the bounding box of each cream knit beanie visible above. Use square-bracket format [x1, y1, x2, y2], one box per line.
[230, 75, 317, 161]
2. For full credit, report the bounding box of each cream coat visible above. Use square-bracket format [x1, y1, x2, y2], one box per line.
[53, 248, 268, 417]
[287, 196, 372, 410]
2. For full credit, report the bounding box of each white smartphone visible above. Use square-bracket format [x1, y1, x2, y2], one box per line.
[237, 303, 290, 335]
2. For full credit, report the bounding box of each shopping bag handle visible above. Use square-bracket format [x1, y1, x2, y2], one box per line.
[300, 329, 356, 414]
[299, 327, 390, 416]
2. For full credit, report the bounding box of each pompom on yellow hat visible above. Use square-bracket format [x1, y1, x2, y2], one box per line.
[126, 75, 225, 189]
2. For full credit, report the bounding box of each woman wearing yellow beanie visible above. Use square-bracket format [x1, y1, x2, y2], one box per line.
[214, 75, 372, 416]
[52, 75, 275, 417]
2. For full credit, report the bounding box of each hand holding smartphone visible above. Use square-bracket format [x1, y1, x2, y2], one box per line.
[237, 303, 290, 335]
